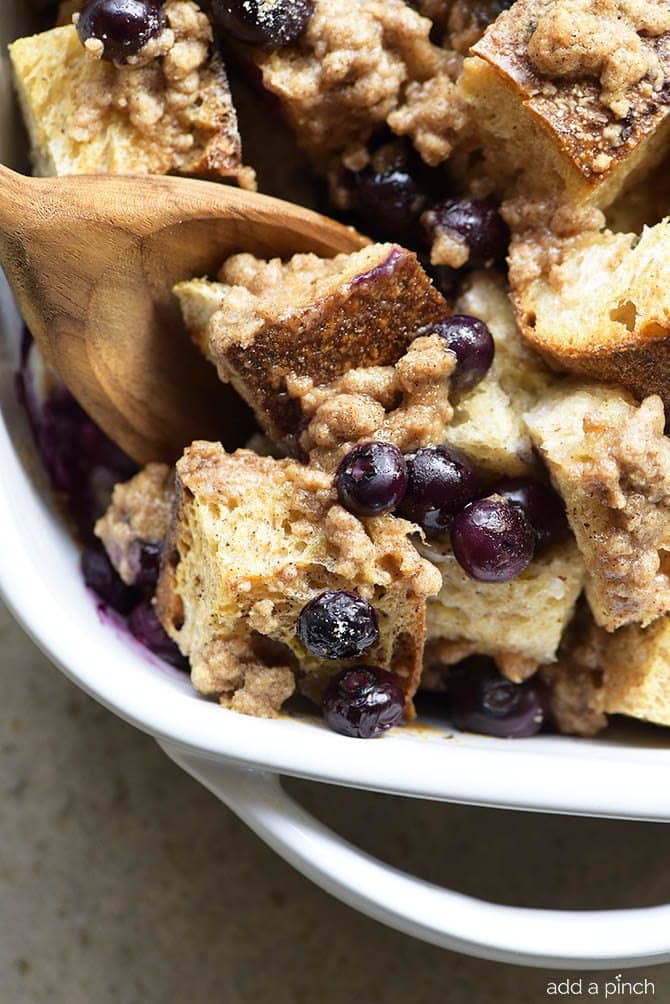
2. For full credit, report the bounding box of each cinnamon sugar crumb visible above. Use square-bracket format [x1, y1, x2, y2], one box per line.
[527, 0, 670, 118]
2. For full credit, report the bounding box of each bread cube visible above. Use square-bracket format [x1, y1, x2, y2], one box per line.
[512, 218, 670, 409]
[443, 271, 554, 475]
[426, 538, 585, 672]
[526, 384, 670, 632]
[95, 463, 173, 586]
[461, 0, 670, 207]
[155, 442, 442, 717]
[545, 609, 670, 734]
[601, 616, 670, 727]
[246, 0, 466, 168]
[174, 243, 450, 450]
[10, 7, 252, 184]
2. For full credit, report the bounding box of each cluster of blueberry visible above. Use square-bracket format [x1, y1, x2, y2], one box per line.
[291, 309, 566, 738]
[335, 441, 567, 584]
[295, 443, 565, 737]
[76, 0, 314, 63]
[332, 313, 567, 584]
[321, 656, 551, 740]
[338, 137, 510, 295]
[295, 590, 550, 739]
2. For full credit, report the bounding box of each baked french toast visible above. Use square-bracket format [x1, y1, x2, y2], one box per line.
[15, 0, 670, 741]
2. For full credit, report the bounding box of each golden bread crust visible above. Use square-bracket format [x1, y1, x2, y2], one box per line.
[177, 244, 450, 448]
[511, 218, 670, 408]
[463, 0, 670, 205]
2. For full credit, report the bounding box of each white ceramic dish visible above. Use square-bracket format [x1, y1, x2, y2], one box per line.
[2, 4, 670, 971]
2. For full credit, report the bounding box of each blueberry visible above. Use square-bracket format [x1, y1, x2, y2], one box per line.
[322, 666, 405, 738]
[491, 477, 569, 554]
[297, 591, 379, 661]
[132, 540, 163, 595]
[77, 0, 166, 63]
[335, 442, 408, 517]
[128, 600, 188, 670]
[422, 198, 509, 269]
[81, 546, 138, 615]
[19, 335, 136, 541]
[210, 0, 314, 48]
[429, 314, 495, 391]
[446, 658, 549, 738]
[342, 140, 431, 240]
[451, 496, 535, 582]
[398, 445, 481, 537]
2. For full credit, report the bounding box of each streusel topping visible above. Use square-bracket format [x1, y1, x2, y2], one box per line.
[527, 0, 670, 118]
[70, 0, 255, 185]
[289, 333, 455, 471]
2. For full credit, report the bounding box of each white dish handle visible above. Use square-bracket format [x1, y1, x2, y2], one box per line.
[160, 741, 670, 970]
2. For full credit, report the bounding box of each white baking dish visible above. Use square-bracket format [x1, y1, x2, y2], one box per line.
[2, 2, 670, 971]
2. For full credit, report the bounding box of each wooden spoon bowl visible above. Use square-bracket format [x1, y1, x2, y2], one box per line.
[0, 166, 367, 464]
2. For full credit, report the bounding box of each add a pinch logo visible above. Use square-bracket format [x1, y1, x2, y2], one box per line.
[546, 975, 656, 997]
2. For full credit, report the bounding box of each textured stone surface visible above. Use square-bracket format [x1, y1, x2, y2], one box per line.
[1, 600, 669, 1002]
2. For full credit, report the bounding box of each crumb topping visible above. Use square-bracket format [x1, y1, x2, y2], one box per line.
[70, 0, 255, 185]
[504, 196, 606, 288]
[95, 463, 173, 586]
[253, 0, 467, 167]
[527, 0, 670, 118]
[288, 333, 455, 470]
[527, 388, 670, 632]
[541, 609, 608, 736]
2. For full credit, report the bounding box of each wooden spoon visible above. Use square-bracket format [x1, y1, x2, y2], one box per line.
[0, 166, 367, 464]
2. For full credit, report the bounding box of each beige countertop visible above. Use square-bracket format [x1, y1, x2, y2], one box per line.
[1, 600, 669, 1003]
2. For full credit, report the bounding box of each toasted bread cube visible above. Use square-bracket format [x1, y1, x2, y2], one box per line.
[155, 442, 442, 717]
[545, 609, 670, 734]
[601, 616, 670, 727]
[462, 1, 670, 207]
[246, 0, 465, 169]
[512, 218, 670, 409]
[443, 271, 554, 475]
[175, 243, 449, 448]
[95, 463, 173, 587]
[10, 9, 252, 184]
[526, 384, 670, 632]
[426, 538, 585, 671]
